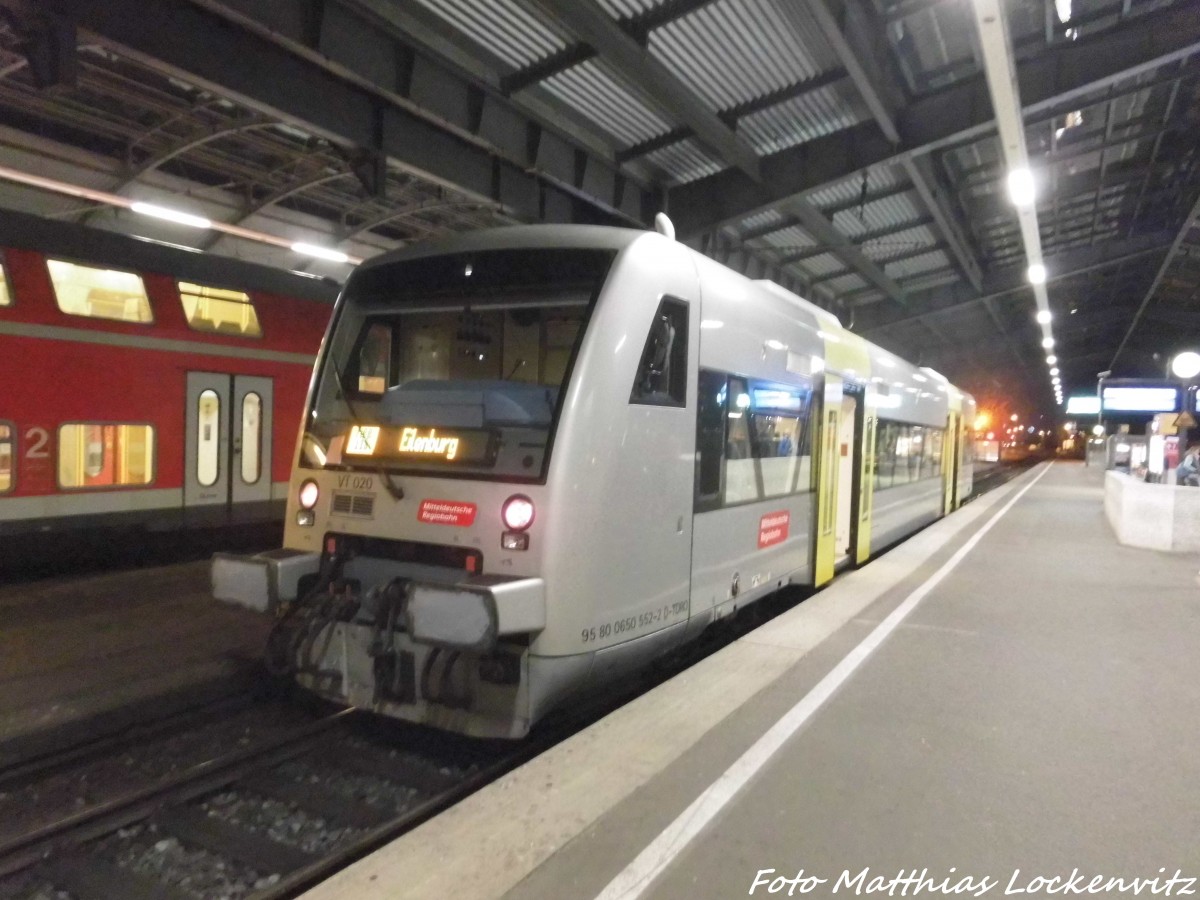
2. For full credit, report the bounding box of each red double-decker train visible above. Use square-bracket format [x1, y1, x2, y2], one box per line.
[0, 209, 337, 552]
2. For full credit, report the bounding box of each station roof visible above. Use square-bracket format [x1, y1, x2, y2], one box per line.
[1, 0, 1197, 418]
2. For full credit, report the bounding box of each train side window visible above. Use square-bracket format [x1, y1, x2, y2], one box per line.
[197, 390, 221, 487]
[0, 255, 10, 307]
[695, 370, 727, 511]
[631, 298, 687, 406]
[58, 423, 155, 488]
[927, 428, 944, 478]
[241, 392, 262, 485]
[0, 422, 13, 493]
[47, 259, 153, 324]
[179, 281, 262, 337]
[724, 377, 757, 504]
[875, 421, 896, 489]
[891, 425, 914, 487]
[750, 383, 810, 498]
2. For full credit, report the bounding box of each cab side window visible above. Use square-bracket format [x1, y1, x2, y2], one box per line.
[631, 298, 687, 406]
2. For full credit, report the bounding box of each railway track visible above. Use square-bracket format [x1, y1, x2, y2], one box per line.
[0, 702, 542, 900]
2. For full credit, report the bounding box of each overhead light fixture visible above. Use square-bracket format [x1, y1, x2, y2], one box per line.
[1036, 310, 1052, 324]
[1007, 168, 1036, 208]
[1050, 367, 1060, 376]
[0, 164, 364, 264]
[1042, 337, 1055, 349]
[1170, 351, 1200, 380]
[1027, 264, 1047, 284]
[1046, 355, 1057, 365]
[292, 242, 349, 263]
[131, 201, 212, 230]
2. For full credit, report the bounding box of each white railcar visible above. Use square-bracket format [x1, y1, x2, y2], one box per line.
[216, 223, 974, 738]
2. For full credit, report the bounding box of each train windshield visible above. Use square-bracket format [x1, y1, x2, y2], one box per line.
[302, 248, 615, 481]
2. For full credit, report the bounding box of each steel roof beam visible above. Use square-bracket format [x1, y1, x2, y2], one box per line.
[201, 170, 351, 252]
[735, 184, 916, 243]
[499, 0, 722, 95]
[780, 199, 912, 309]
[807, 0, 984, 293]
[855, 231, 1174, 331]
[523, 0, 762, 181]
[669, 0, 1200, 237]
[1108, 191, 1200, 369]
[901, 156, 983, 291]
[803, 0, 902, 144]
[53, 0, 658, 227]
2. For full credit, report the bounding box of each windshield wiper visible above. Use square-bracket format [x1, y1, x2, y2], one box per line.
[328, 362, 405, 502]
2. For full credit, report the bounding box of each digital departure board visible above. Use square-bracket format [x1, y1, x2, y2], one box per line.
[1101, 385, 1180, 413]
[345, 425, 499, 466]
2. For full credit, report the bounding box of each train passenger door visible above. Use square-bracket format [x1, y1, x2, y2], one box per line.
[184, 372, 274, 511]
[942, 410, 961, 514]
[814, 377, 862, 585]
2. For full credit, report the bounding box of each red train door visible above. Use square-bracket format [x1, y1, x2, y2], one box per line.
[184, 372, 274, 514]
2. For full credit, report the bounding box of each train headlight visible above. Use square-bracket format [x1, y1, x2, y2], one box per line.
[298, 479, 320, 510]
[501, 495, 535, 531]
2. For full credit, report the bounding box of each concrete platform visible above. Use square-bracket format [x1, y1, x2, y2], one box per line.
[0, 560, 271, 765]
[304, 461, 1200, 900]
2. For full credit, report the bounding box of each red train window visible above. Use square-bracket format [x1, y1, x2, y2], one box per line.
[0, 422, 13, 493]
[58, 423, 155, 489]
[47, 259, 153, 324]
[178, 281, 262, 337]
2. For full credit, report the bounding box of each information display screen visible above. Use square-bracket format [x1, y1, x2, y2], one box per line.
[344, 425, 499, 466]
[1101, 386, 1180, 413]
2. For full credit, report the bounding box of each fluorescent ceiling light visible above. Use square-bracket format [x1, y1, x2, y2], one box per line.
[1036, 310, 1052, 324]
[1028, 264, 1047, 284]
[1007, 168, 1036, 207]
[292, 241, 349, 263]
[131, 201, 212, 229]
[700, 320, 724, 330]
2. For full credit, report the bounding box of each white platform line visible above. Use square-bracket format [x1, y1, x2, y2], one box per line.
[596, 462, 1055, 900]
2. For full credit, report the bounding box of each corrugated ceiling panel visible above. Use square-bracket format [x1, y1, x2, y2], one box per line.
[861, 224, 940, 262]
[595, 0, 660, 16]
[832, 194, 923, 238]
[885, 249, 952, 279]
[826, 273, 868, 293]
[757, 226, 817, 251]
[799, 252, 844, 277]
[411, 0, 571, 69]
[807, 166, 905, 210]
[644, 136, 725, 184]
[541, 60, 672, 146]
[649, 0, 839, 110]
[738, 208, 787, 233]
[738, 82, 869, 156]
